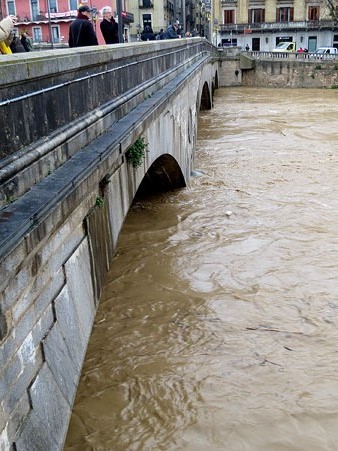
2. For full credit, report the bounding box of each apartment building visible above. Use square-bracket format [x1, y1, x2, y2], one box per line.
[128, 0, 212, 39]
[0, 0, 133, 45]
[215, 0, 338, 51]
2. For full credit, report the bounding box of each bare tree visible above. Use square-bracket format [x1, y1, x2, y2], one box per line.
[324, 0, 338, 22]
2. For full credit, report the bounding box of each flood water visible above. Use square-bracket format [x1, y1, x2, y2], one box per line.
[65, 87, 338, 451]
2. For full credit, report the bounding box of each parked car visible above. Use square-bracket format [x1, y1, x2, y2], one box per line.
[313, 47, 338, 59]
[272, 42, 296, 52]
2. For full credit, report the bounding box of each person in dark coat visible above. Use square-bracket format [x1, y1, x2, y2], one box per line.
[100, 6, 119, 44]
[20, 32, 33, 51]
[10, 33, 26, 52]
[165, 24, 180, 39]
[156, 28, 165, 40]
[140, 25, 155, 41]
[69, 5, 98, 48]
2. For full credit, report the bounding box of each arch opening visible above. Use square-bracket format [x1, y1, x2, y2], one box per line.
[200, 81, 212, 111]
[136, 154, 186, 197]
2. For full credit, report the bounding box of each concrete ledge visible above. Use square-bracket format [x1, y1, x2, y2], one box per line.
[240, 53, 255, 70]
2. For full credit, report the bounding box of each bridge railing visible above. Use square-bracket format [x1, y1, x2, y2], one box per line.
[248, 50, 337, 61]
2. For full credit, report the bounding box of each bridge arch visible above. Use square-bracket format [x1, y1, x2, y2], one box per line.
[137, 154, 186, 195]
[200, 81, 212, 110]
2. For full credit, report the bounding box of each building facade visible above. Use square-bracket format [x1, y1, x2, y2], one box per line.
[215, 0, 338, 51]
[0, 0, 133, 45]
[127, 0, 212, 39]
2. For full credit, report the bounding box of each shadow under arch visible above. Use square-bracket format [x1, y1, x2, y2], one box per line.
[200, 81, 212, 111]
[136, 154, 186, 196]
[212, 71, 219, 97]
[214, 70, 219, 89]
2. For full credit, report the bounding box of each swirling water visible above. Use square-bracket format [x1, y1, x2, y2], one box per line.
[65, 87, 338, 451]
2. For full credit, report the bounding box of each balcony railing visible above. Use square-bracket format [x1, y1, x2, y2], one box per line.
[248, 50, 337, 61]
[16, 10, 77, 23]
[219, 19, 336, 33]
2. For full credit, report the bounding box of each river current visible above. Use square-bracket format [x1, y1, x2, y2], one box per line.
[65, 87, 338, 451]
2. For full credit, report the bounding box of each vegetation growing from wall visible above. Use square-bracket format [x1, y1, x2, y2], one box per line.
[96, 196, 105, 208]
[126, 137, 148, 169]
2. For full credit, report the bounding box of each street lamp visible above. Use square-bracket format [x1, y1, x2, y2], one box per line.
[46, 0, 54, 48]
[116, 0, 123, 42]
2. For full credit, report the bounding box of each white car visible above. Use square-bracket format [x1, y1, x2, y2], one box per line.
[313, 47, 338, 59]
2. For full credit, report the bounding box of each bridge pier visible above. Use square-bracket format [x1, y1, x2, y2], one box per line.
[0, 41, 219, 449]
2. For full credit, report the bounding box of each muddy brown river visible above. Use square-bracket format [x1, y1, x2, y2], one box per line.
[65, 87, 338, 450]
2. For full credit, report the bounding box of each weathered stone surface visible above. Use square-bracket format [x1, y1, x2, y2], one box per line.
[4, 392, 31, 443]
[2, 337, 43, 417]
[0, 354, 21, 402]
[42, 321, 79, 404]
[53, 286, 86, 371]
[14, 411, 60, 451]
[0, 42, 215, 450]
[18, 363, 70, 449]
[64, 238, 96, 346]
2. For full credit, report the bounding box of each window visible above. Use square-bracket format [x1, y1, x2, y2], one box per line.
[69, 0, 77, 10]
[222, 37, 237, 46]
[30, 0, 39, 20]
[252, 37, 260, 51]
[224, 10, 234, 24]
[33, 27, 42, 42]
[49, 0, 57, 13]
[142, 0, 153, 7]
[7, 0, 15, 15]
[248, 9, 265, 23]
[276, 7, 294, 22]
[52, 26, 60, 42]
[308, 6, 319, 20]
[142, 13, 152, 29]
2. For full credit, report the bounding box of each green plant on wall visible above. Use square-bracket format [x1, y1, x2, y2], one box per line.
[126, 137, 148, 169]
[95, 196, 104, 208]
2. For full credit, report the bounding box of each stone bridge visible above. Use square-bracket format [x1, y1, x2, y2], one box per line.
[0, 39, 219, 450]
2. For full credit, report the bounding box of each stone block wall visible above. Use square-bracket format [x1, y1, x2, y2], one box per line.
[241, 58, 338, 88]
[0, 43, 218, 449]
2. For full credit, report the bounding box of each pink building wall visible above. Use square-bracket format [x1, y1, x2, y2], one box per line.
[1, 0, 118, 45]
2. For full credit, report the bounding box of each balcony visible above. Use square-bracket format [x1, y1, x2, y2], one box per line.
[16, 10, 77, 24]
[219, 19, 336, 33]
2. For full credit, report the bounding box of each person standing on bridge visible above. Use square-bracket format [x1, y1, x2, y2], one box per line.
[100, 6, 119, 44]
[68, 5, 98, 48]
[165, 23, 180, 39]
[140, 25, 156, 41]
